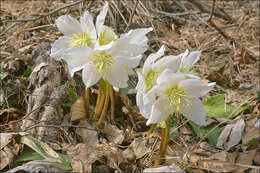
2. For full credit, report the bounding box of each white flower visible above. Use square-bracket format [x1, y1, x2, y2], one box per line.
[136, 45, 182, 118]
[143, 69, 215, 126]
[136, 47, 203, 119]
[50, 2, 110, 59]
[62, 26, 152, 88]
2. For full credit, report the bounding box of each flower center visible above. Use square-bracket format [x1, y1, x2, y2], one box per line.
[165, 86, 191, 113]
[144, 69, 161, 91]
[69, 32, 92, 47]
[90, 51, 114, 74]
[179, 65, 191, 74]
[99, 27, 118, 46]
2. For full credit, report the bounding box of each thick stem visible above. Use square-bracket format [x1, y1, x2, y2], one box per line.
[85, 87, 90, 117]
[146, 124, 156, 137]
[155, 116, 171, 165]
[97, 81, 110, 128]
[109, 86, 115, 123]
[94, 79, 106, 119]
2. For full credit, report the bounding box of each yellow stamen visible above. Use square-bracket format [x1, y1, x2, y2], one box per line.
[99, 27, 118, 46]
[90, 51, 114, 75]
[68, 32, 92, 47]
[165, 86, 191, 113]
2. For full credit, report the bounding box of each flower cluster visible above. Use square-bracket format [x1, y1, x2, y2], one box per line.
[50, 2, 216, 166]
[51, 2, 152, 88]
[136, 45, 215, 126]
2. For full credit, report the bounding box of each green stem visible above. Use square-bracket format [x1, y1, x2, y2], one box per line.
[155, 116, 171, 165]
[94, 79, 106, 119]
[109, 86, 115, 123]
[85, 87, 90, 117]
[97, 80, 110, 128]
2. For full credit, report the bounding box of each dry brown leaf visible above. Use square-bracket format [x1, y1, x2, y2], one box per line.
[143, 163, 185, 173]
[198, 160, 237, 173]
[227, 119, 245, 150]
[66, 143, 125, 173]
[209, 151, 236, 163]
[75, 120, 98, 147]
[104, 124, 124, 145]
[70, 96, 86, 121]
[236, 150, 256, 172]
[5, 161, 65, 173]
[128, 137, 151, 159]
[242, 124, 260, 145]
[217, 124, 233, 149]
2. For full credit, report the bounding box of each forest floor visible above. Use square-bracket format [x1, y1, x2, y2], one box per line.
[0, 0, 260, 172]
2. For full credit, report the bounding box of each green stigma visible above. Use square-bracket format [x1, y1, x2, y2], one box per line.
[144, 69, 161, 91]
[179, 66, 191, 74]
[69, 32, 92, 47]
[90, 51, 114, 74]
[99, 27, 118, 46]
[165, 86, 191, 113]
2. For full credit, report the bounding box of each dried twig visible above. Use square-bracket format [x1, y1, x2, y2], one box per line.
[186, 0, 232, 21]
[5, 0, 86, 23]
[124, 0, 139, 32]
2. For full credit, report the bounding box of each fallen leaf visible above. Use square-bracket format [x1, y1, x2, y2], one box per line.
[198, 160, 237, 173]
[5, 160, 65, 173]
[128, 137, 151, 159]
[70, 96, 86, 121]
[217, 124, 234, 149]
[104, 124, 124, 145]
[236, 150, 256, 172]
[76, 120, 99, 147]
[227, 119, 245, 150]
[143, 163, 186, 173]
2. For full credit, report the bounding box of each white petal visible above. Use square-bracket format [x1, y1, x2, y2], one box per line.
[82, 63, 101, 88]
[128, 27, 153, 44]
[63, 46, 92, 76]
[143, 85, 161, 105]
[105, 61, 129, 88]
[146, 99, 170, 125]
[115, 53, 142, 68]
[136, 92, 151, 119]
[143, 45, 165, 74]
[136, 71, 145, 93]
[153, 55, 182, 73]
[179, 79, 215, 97]
[80, 11, 97, 41]
[183, 97, 207, 126]
[56, 15, 83, 35]
[96, 2, 109, 35]
[182, 50, 201, 67]
[157, 69, 186, 87]
[50, 36, 71, 59]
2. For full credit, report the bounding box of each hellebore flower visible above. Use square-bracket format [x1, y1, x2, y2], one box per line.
[136, 47, 203, 119]
[143, 69, 215, 126]
[61, 25, 152, 89]
[136, 45, 182, 118]
[50, 3, 109, 59]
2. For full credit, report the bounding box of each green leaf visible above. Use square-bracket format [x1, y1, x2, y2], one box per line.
[0, 72, 8, 80]
[16, 148, 44, 162]
[22, 68, 32, 78]
[189, 121, 221, 147]
[244, 138, 259, 148]
[63, 102, 73, 107]
[23, 135, 72, 171]
[203, 94, 250, 119]
[169, 119, 179, 140]
[68, 85, 78, 99]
